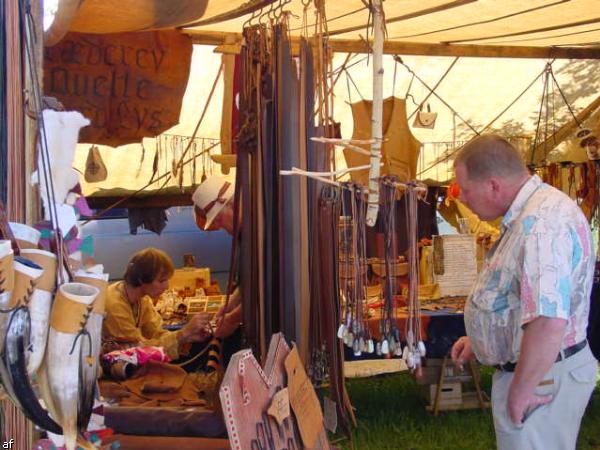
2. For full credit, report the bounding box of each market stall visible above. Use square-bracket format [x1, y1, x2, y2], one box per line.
[0, 1, 599, 449]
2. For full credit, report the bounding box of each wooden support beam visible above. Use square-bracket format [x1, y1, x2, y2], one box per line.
[530, 93, 600, 163]
[184, 29, 600, 59]
[86, 193, 193, 210]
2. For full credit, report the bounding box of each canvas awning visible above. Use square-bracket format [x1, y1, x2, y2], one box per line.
[48, 0, 600, 57]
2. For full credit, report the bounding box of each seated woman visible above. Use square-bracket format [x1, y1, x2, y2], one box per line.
[102, 248, 211, 364]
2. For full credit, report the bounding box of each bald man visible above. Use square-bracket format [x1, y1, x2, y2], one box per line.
[450, 135, 597, 450]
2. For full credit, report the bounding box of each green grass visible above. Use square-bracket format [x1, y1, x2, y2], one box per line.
[337, 368, 600, 450]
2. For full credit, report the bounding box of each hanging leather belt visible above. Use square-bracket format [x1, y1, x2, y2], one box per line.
[494, 340, 588, 372]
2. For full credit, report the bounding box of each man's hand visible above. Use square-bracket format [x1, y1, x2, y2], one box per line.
[215, 304, 241, 339]
[507, 386, 552, 425]
[506, 316, 565, 425]
[451, 336, 476, 371]
[214, 312, 238, 339]
[178, 312, 211, 344]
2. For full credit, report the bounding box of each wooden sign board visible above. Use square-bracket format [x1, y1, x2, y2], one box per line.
[285, 345, 325, 449]
[43, 30, 192, 147]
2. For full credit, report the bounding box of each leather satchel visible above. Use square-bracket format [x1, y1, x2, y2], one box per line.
[84, 145, 108, 182]
[412, 103, 437, 129]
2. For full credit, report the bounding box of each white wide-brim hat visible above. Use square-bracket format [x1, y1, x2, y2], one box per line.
[191, 176, 235, 230]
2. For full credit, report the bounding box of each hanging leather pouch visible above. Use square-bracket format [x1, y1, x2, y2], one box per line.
[412, 103, 438, 129]
[84, 145, 108, 182]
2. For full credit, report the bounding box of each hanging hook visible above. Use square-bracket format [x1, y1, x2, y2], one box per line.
[243, 7, 260, 29]
[259, 1, 276, 25]
[274, 0, 291, 21]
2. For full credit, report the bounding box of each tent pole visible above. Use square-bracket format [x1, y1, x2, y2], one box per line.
[365, 0, 384, 227]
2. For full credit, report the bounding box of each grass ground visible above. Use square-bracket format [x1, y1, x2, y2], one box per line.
[338, 368, 600, 450]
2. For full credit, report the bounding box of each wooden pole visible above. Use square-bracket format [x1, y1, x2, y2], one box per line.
[186, 30, 600, 60]
[365, 0, 384, 227]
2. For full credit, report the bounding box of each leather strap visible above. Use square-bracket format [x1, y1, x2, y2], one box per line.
[495, 340, 588, 372]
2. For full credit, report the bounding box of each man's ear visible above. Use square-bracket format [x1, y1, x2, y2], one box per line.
[489, 177, 502, 194]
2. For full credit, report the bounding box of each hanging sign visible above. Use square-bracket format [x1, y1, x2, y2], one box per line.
[43, 30, 192, 147]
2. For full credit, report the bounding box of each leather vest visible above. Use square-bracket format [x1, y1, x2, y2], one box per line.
[344, 96, 421, 185]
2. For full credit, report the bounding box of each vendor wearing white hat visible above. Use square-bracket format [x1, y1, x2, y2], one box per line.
[192, 176, 235, 234]
[192, 176, 241, 341]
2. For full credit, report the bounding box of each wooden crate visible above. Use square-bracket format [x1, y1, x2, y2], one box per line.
[426, 382, 462, 407]
[419, 357, 491, 414]
[426, 392, 491, 412]
[416, 359, 471, 385]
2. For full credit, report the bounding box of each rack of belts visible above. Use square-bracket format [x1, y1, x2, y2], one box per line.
[231, 0, 362, 439]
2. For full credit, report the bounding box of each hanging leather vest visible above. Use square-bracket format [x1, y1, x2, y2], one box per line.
[344, 96, 421, 185]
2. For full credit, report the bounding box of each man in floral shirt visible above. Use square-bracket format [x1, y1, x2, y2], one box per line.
[450, 135, 597, 450]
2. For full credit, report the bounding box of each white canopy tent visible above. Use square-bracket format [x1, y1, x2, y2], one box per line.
[40, 0, 600, 193]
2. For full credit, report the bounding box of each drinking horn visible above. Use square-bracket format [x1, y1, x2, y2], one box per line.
[73, 269, 108, 432]
[2, 255, 62, 433]
[45, 282, 99, 450]
[20, 249, 57, 376]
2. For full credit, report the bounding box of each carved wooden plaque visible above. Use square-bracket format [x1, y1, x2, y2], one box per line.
[43, 30, 192, 147]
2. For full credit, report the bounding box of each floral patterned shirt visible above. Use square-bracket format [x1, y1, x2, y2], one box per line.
[464, 175, 594, 366]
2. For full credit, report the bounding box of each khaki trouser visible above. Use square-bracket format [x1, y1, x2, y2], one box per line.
[492, 344, 597, 450]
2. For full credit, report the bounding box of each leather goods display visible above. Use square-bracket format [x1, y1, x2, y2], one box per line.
[219, 333, 330, 450]
[344, 97, 421, 185]
[412, 103, 437, 129]
[234, 22, 354, 439]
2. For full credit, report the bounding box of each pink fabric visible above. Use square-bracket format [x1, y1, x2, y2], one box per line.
[103, 346, 171, 366]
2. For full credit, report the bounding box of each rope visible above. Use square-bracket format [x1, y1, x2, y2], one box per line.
[395, 56, 476, 134]
[21, 0, 66, 284]
[173, 62, 223, 175]
[80, 63, 223, 224]
[531, 64, 552, 165]
[80, 141, 219, 225]
[418, 62, 549, 176]
[344, 70, 365, 101]
[549, 67, 583, 128]
[407, 56, 460, 121]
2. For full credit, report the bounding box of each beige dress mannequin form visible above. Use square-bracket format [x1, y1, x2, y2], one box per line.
[344, 96, 421, 185]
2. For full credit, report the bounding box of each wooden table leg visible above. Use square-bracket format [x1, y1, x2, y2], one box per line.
[468, 359, 486, 409]
[433, 356, 449, 416]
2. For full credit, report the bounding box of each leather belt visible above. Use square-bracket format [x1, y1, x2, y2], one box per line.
[494, 340, 587, 372]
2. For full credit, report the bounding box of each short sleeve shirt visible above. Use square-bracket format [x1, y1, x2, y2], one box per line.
[464, 175, 594, 366]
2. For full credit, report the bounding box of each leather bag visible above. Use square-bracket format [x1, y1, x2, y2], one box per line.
[412, 103, 437, 129]
[84, 145, 108, 182]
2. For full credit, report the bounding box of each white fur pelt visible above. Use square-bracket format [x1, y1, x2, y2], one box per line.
[32, 110, 90, 218]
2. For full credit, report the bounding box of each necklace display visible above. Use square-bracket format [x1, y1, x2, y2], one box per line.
[338, 183, 372, 356]
[379, 177, 401, 357]
[336, 178, 425, 370]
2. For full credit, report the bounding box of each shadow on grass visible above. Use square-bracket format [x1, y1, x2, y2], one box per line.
[339, 366, 600, 450]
